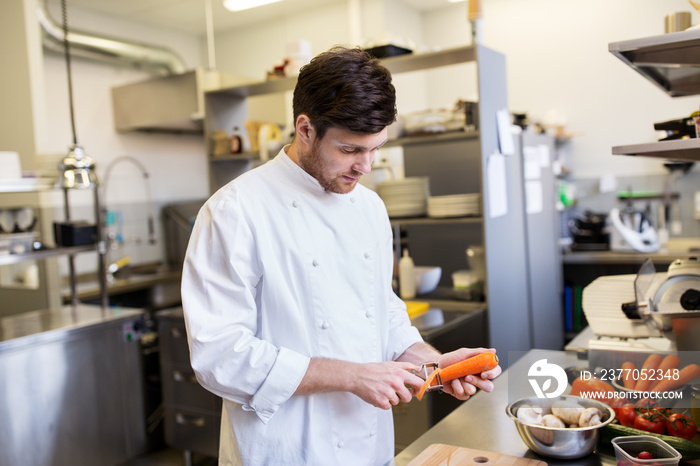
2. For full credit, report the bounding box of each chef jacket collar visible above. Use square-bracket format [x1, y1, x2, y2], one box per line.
[278, 145, 355, 198]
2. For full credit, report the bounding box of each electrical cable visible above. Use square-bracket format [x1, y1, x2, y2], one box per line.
[60, 0, 78, 145]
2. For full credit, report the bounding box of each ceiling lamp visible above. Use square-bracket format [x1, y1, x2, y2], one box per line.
[223, 0, 283, 12]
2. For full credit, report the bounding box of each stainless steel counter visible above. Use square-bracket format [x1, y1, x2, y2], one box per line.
[0, 304, 149, 466]
[562, 238, 700, 265]
[0, 304, 143, 351]
[392, 349, 614, 466]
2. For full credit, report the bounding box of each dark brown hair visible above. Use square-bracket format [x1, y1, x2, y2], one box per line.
[293, 46, 397, 140]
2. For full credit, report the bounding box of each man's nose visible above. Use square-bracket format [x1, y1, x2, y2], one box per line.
[354, 151, 373, 175]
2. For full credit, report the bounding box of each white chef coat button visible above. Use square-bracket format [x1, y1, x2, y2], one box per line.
[312, 259, 319, 267]
[292, 200, 299, 208]
[365, 310, 372, 318]
[321, 321, 329, 329]
[337, 440, 344, 448]
[364, 252, 370, 259]
[369, 429, 376, 437]
[350, 197, 356, 203]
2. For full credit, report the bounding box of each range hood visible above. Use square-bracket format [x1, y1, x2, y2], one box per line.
[111, 68, 253, 134]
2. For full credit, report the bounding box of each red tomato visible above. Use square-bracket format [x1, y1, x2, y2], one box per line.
[608, 397, 624, 418]
[634, 412, 666, 435]
[619, 403, 637, 427]
[665, 413, 697, 441]
[635, 398, 659, 413]
[637, 451, 653, 460]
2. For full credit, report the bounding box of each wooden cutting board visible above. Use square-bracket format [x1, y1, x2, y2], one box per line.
[407, 444, 548, 466]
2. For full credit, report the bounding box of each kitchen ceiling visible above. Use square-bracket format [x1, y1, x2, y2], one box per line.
[46, 0, 460, 35]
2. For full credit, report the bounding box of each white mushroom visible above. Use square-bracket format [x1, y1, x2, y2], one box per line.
[517, 404, 544, 425]
[551, 400, 584, 425]
[541, 414, 566, 428]
[579, 408, 603, 427]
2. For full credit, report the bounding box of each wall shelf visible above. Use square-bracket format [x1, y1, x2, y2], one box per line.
[609, 28, 700, 97]
[612, 137, 700, 162]
[610, 29, 700, 162]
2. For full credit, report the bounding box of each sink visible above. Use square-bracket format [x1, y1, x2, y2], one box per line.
[72, 262, 183, 311]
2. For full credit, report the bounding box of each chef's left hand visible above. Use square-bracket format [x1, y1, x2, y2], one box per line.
[437, 347, 501, 401]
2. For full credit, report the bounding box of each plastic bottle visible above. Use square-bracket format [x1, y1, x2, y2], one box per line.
[230, 126, 243, 154]
[399, 249, 416, 299]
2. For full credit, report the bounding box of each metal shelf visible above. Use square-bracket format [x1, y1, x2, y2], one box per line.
[206, 45, 476, 99]
[612, 137, 700, 162]
[609, 28, 700, 97]
[0, 245, 97, 266]
[390, 216, 482, 226]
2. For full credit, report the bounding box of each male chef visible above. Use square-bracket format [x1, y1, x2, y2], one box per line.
[181, 45, 501, 466]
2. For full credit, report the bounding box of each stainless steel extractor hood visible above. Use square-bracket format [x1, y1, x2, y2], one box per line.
[111, 68, 236, 134]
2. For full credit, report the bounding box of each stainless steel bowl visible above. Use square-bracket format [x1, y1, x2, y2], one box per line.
[505, 395, 616, 459]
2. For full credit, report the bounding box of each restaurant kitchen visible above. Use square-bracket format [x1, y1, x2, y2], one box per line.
[2, 0, 700, 464]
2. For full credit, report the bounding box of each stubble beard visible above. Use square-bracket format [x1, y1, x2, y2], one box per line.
[299, 140, 361, 194]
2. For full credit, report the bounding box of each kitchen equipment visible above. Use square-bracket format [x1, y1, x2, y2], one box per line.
[569, 210, 610, 251]
[612, 436, 681, 466]
[407, 444, 547, 466]
[582, 257, 700, 350]
[112, 69, 245, 133]
[414, 266, 441, 295]
[654, 117, 695, 140]
[609, 207, 660, 253]
[53, 221, 97, 246]
[506, 395, 615, 459]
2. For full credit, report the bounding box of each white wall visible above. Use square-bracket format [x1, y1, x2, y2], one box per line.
[421, 0, 700, 178]
[40, 5, 209, 207]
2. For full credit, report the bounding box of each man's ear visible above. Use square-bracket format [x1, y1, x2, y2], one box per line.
[295, 114, 315, 146]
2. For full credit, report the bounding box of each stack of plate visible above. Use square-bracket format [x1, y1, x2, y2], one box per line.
[427, 193, 481, 218]
[377, 177, 430, 218]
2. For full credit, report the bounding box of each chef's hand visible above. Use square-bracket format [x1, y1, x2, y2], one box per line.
[437, 347, 501, 401]
[350, 361, 425, 410]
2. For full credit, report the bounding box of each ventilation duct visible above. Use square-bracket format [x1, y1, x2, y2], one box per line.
[37, 0, 187, 76]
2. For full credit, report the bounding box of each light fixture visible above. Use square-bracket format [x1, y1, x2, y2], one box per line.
[223, 0, 283, 12]
[58, 145, 98, 189]
[56, 0, 99, 189]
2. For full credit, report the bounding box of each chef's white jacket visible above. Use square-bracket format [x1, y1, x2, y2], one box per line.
[181, 148, 423, 466]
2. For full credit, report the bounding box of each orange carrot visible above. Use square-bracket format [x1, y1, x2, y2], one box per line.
[648, 354, 680, 391]
[634, 353, 662, 392]
[651, 363, 700, 393]
[438, 352, 499, 382]
[416, 352, 499, 401]
[621, 361, 636, 389]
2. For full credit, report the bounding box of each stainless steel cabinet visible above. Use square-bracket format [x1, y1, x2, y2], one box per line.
[158, 308, 221, 458]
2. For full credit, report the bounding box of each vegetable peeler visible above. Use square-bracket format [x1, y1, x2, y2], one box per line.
[414, 352, 499, 401]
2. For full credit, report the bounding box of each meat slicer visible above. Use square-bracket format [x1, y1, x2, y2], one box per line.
[582, 257, 700, 351]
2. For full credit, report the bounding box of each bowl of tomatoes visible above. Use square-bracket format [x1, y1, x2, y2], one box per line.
[612, 435, 682, 466]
